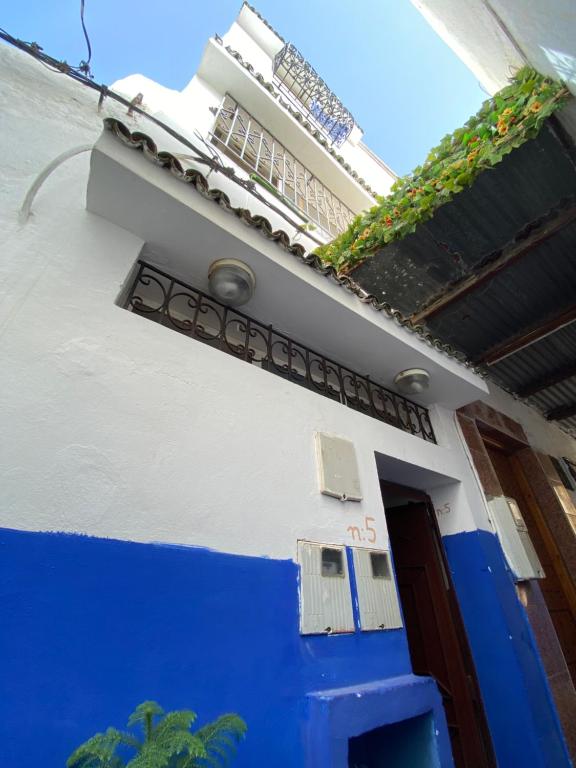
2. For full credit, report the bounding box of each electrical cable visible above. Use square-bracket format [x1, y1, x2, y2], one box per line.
[78, 0, 93, 76]
[0, 27, 495, 374]
[0, 27, 324, 246]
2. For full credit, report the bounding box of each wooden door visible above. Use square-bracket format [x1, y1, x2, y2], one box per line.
[486, 444, 576, 685]
[386, 501, 494, 768]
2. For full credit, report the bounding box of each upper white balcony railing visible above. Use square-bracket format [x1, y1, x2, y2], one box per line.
[211, 94, 356, 237]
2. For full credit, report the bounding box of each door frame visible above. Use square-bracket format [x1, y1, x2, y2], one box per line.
[381, 480, 496, 767]
[481, 430, 576, 627]
[482, 435, 576, 682]
[456, 401, 576, 761]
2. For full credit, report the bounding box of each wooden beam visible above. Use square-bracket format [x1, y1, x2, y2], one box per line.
[517, 361, 576, 398]
[546, 403, 576, 422]
[412, 204, 576, 325]
[479, 304, 576, 366]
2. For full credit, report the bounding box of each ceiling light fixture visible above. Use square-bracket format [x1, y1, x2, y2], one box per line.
[208, 259, 256, 307]
[394, 368, 430, 395]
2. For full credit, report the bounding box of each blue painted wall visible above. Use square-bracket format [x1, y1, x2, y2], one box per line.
[0, 527, 569, 767]
[1, 527, 413, 767]
[306, 675, 451, 768]
[442, 529, 570, 768]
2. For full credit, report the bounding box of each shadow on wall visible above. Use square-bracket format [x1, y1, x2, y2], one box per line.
[348, 712, 440, 768]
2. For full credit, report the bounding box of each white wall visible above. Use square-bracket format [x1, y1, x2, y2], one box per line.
[216, 5, 396, 198]
[111, 72, 222, 147]
[0, 227, 488, 559]
[0, 41, 492, 562]
[1, 33, 574, 567]
[223, 20, 277, 79]
[412, 0, 576, 96]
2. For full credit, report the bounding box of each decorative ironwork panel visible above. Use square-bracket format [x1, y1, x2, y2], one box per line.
[211, 95, 355, 238]
[273, 43, 355, 146]
[125, 262, 437, 444]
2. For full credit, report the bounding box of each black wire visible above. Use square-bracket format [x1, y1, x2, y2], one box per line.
[0, 27, 324, 247]
[78, 0, 93, 76]
[79, 0, 92, 65]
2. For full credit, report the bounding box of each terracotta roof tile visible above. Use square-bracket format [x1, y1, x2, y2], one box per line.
[103, 117, 480, 374]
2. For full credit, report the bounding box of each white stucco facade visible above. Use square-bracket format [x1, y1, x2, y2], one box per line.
[411, 0, 576, 96]
[0, 40, 481, 559]
[1, 4, 575, 569]
[5, 6, 576, 766]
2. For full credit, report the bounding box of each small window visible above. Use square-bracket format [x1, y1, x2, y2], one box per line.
[370, 551, 390, 580]
[565, 458, 576, 487]
[321, 547, 344, 577]
[551, 482, 576, 536]
[550, 455, 576, 493]
[550, 456, 575, 491]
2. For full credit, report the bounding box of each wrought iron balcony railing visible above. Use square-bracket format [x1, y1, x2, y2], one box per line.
[273, 43, 355, 147]
[125, 262, 436, 443]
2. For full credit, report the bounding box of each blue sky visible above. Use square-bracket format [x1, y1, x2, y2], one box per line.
[1, 0, 487, 175]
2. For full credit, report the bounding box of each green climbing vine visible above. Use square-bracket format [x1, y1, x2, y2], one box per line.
[315, 67, 570, 273]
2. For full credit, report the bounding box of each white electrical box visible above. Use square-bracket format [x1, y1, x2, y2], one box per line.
[297, 541, 355, 635]
[315, 433, 362, 501]
[352, 548, 403, 631]
[488, 496, 545, 581]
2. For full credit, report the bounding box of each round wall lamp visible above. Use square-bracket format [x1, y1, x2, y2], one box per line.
[208, 259, 256, 307]
[394, 368, 430, 395]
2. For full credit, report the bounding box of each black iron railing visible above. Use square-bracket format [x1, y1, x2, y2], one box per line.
[273, 43, 355, 147]
[125, 262, 436, 443]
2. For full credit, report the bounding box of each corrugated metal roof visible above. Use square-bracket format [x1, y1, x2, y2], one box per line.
[352, 123, 576, 315]
[425, 217, 576, 358]
[351, 115, 576, 434]
[490, 325, 576, 390]
[490, 325, 576, 433]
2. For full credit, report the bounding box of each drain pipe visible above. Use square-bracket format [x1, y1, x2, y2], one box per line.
[19, 144, 93, 224]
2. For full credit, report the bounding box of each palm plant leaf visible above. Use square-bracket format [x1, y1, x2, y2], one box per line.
[128, 701, 165, 728]
[67, 727, 124, 768]
[153, 710, 197, 739]
[67, 701, 246, 768]
[126, 732, 206, 768]
[117, 730, 143, 751]
[194, 714, 247, 767]
[128, 701, 165, 742]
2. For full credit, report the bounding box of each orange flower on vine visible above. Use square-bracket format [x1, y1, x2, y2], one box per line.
[496, 117, 509, 136]
[496, 106, 515, 135]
